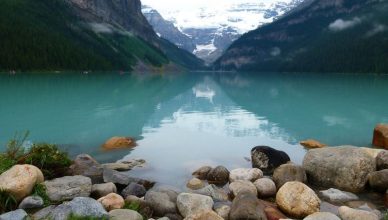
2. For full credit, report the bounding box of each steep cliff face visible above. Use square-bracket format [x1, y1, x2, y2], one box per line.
[215, 0, 388, 73]
[67, 0, 158, 44]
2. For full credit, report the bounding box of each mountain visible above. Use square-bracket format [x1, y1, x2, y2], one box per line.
[215, 0, 388, 73]
[141, 0, 304, 63]
[0, 0, 203, 71]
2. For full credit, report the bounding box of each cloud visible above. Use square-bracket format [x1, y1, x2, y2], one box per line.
[365, 23, 387, 37]
[328, 17, 362, 32]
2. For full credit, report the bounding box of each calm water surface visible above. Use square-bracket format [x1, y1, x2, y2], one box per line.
[1, 72, 388, 186]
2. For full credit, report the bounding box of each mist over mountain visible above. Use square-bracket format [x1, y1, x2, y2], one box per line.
[215, 0, 388, 73]
[142, 0, 304, 63]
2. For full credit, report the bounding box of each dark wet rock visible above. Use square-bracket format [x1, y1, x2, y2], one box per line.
[91, 182, 117, 198]
[0, 209, 29, 220]
[165, 213, 183, 220]
[251, 146, 290, 174]
[103, 169, 155, 189]
[192, 166, 212, 180]
[303, 146, 375, 192]
[18, 196, 44, 209]
[69, 154, 103, 184]
[122, 182, 147, 198]
[44, 175, 92, 202]
[229, 193, 267, 220]
[368, 169, 388, 191]
[376, 150, 388, 170]
[320, 188, 359, 203]
[273, 163, 307, 188]
[207, 166, 229, 185]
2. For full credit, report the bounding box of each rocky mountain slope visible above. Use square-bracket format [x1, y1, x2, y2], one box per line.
[0, 0, 203, 71]
[142, 0, 304, 63]
[215, 0, 388, 73]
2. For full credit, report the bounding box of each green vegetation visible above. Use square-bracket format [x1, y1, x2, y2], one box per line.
[123, 201, 141, 212]
[0, 132, 71, 179]
[32, 184, 51, 206]
[0, 189, 17, 214]
[0, 0, 203, 71]
[216, 0, 388, 73]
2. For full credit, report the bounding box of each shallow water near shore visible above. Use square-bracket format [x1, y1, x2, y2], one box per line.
[1, 72, 388, 186]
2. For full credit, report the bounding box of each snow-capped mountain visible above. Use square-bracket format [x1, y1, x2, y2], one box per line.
[142, 0, 304, 63]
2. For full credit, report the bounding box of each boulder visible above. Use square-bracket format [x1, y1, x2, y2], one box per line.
[372, 124, 388, 149]
[320, 188, 359, 203]
[206, 166, 229, 185]
[44, 175, 92, 202]
[345, 201, 378, 212]
[376, 150, 388, 170]
[186, 178, 205, 190]
[184, 210, 223, 220]
[254, 178, 277, 198]
[214, 204, 230, 219]
[121, 182, 146, 198]
[368, 169, 388, 191]
[0, 209, 29, 220]
[32, 205, 56, 220]
[303, 146, 375, 192]
[176, 193, 213, 217]
[338, 206, 379, 220]
[191, 184, 229, 202]
[103, 169, 154, 188]
[109, 209, 143, 220]
[145, 189, 178, 216]
[229, 168, 263, 182]
[303, 212, 341, 220]
[229, 193, 267, 220]
[102, 136, 135, 150]
[18, 196, 44, 209]
[125, 196, 153, 219]
[273, 163, 307, 188]
[229, 180, 257, 197]
[91, 182, 117, 198]
[276, 181, 320, 218]
[251, 146, 290, 174]
[102, 163, 132, 171]
[264, 206, 287, 220]
[49, 197, 108, 220]
[320, 202, 339, 216]
[97, 193, 125, 211]
[0, 164, 44, 201]
[300, 139, 326, 149]
[192, 166, 212, 180]
[69, 154, 103, 184]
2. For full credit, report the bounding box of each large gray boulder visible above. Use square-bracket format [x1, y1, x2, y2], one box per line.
[44, 175, 92, 202]
[229, 193, 267, 220]
[273, 163, 307, 188]
[69, 154, 103, 184]
[176, 193, 213, 217]
[0, 209, 29, 220]
[190, 184, 229, 202]
[49, 197, 108, 220]
[145, 188, 178, 216]
[18, 196, 44, 209]
[303, 146, 376, 192]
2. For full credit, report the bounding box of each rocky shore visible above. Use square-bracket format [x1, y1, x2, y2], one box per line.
[0, 125, 388, 220]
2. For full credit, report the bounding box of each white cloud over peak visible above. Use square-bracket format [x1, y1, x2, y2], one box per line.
[328, 17, 362, 32]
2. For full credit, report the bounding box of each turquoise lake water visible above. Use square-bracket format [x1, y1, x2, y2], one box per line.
[1, 72, 388, 186]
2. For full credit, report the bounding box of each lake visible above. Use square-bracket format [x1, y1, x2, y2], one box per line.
[1, 72, 388, 187]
